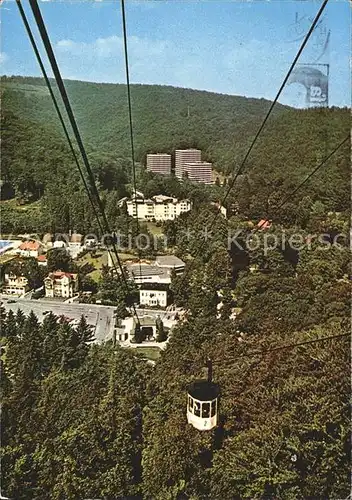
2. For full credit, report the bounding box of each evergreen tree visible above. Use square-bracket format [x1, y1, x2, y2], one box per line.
[15, 309, 25, 332]
[0, 304, 7, 338]
[156, 316, 167, 342]
[5, 309, 18, 340]
[42, 312, 61, 371]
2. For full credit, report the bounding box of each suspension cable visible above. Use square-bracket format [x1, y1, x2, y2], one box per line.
[270, 135, 349, 218]
[221, 0, 329, 207]
[120, 0, 143, 281]
[176, 0, 329, 288]
[255, 134, 349, 230]
[245, 332, 350, 358]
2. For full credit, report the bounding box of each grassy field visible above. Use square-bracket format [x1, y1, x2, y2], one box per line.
[145, 221, 164, 236]
[0, 254, 17, 265]
[78, 251, 136, 282]
[133, 346, 162, 361]
[0, 199, 42, 212]
[78, 252, 107, 269]
[108, 252, 137, 268]
[118, 252, 136, 261]
[87, 269, 101, 282]
[77, 252, 106, 283]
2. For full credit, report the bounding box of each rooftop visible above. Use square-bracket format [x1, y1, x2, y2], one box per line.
[133, 315, 157, 327]
[46, 271, 77, 280]
[176, 148, 201, 152]
[140, 282, 169, 291]
[147, 153, 171, 157]
[188, 380, 220, 401]
[184, 161, 212, 167]
[152, 194, 177, 203]
[53, 240, 67, 248]
[42, 233, 53, 243]
[5, 273, 28, 281]
[118, 193, 190, 207]
[19, 241, 41, 251]
[127, 264, 169, 279]
[70, 233, 83, 243]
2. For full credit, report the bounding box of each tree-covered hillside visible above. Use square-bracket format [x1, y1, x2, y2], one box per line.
[1, 75, 349, 235]
[1, 75, 350, 498]
[2, 75, 288, 171]
[1, 215, 350, 497]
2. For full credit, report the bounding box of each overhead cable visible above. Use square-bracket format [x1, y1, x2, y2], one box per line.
[256, 134, 349, 230]
[26, 0, 141, 322]
[180, 0, 329, 281]
[120, 0, 143, 281]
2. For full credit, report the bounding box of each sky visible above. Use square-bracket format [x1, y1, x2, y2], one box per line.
[1, 0, 350, 107]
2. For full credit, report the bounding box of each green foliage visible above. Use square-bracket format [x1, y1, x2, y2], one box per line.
[7, 258, 46, 290]
[2, 76, 287, 176]
[2, 77, 349, 238]
[46, 248, 74, 273]
[97, 268, 137, 316]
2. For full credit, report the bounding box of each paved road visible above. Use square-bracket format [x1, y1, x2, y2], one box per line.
[1, 297, 115, 343]
[1, 299, 181, 343]
[135, 308, 179, 320]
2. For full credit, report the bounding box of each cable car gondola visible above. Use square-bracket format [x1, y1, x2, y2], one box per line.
[187, 359, 220, 431]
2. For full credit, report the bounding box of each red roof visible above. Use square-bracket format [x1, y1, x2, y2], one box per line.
[37, 255, 47, 262]
[19, 241, 41, 251]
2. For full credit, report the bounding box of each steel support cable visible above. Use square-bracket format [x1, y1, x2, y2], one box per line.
[27, 0, 140, 323]
[220, 0, 329, 207]
[184, 332, 350, 367]
[120, 0, 143, 282]
[15, 1, 105, 236]
[177, 0, 329, 289]
[16, 0, 121, 276]
[217, 332, 351, 398]
[242, 332, 350, 358]
[198, 138, 349, 339]
[255, 134, 349, 230]
[17, 0, 131, 315]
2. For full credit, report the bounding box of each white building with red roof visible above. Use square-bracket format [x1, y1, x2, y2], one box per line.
[2, 273, 29, 296]
[36, 255, 48, 267]
[44, 271, 79, 298]
[118, 193, 192, 221]
[257, 219, 272, 230]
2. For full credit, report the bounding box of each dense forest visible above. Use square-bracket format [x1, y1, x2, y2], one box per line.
[1, 76, 350, 234]
[1, 215, 350, 497]
[1, 75, 350, 497]
[2, 75, 287, 170]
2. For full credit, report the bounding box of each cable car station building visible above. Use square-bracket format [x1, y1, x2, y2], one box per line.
[187, 379, 220, 431]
